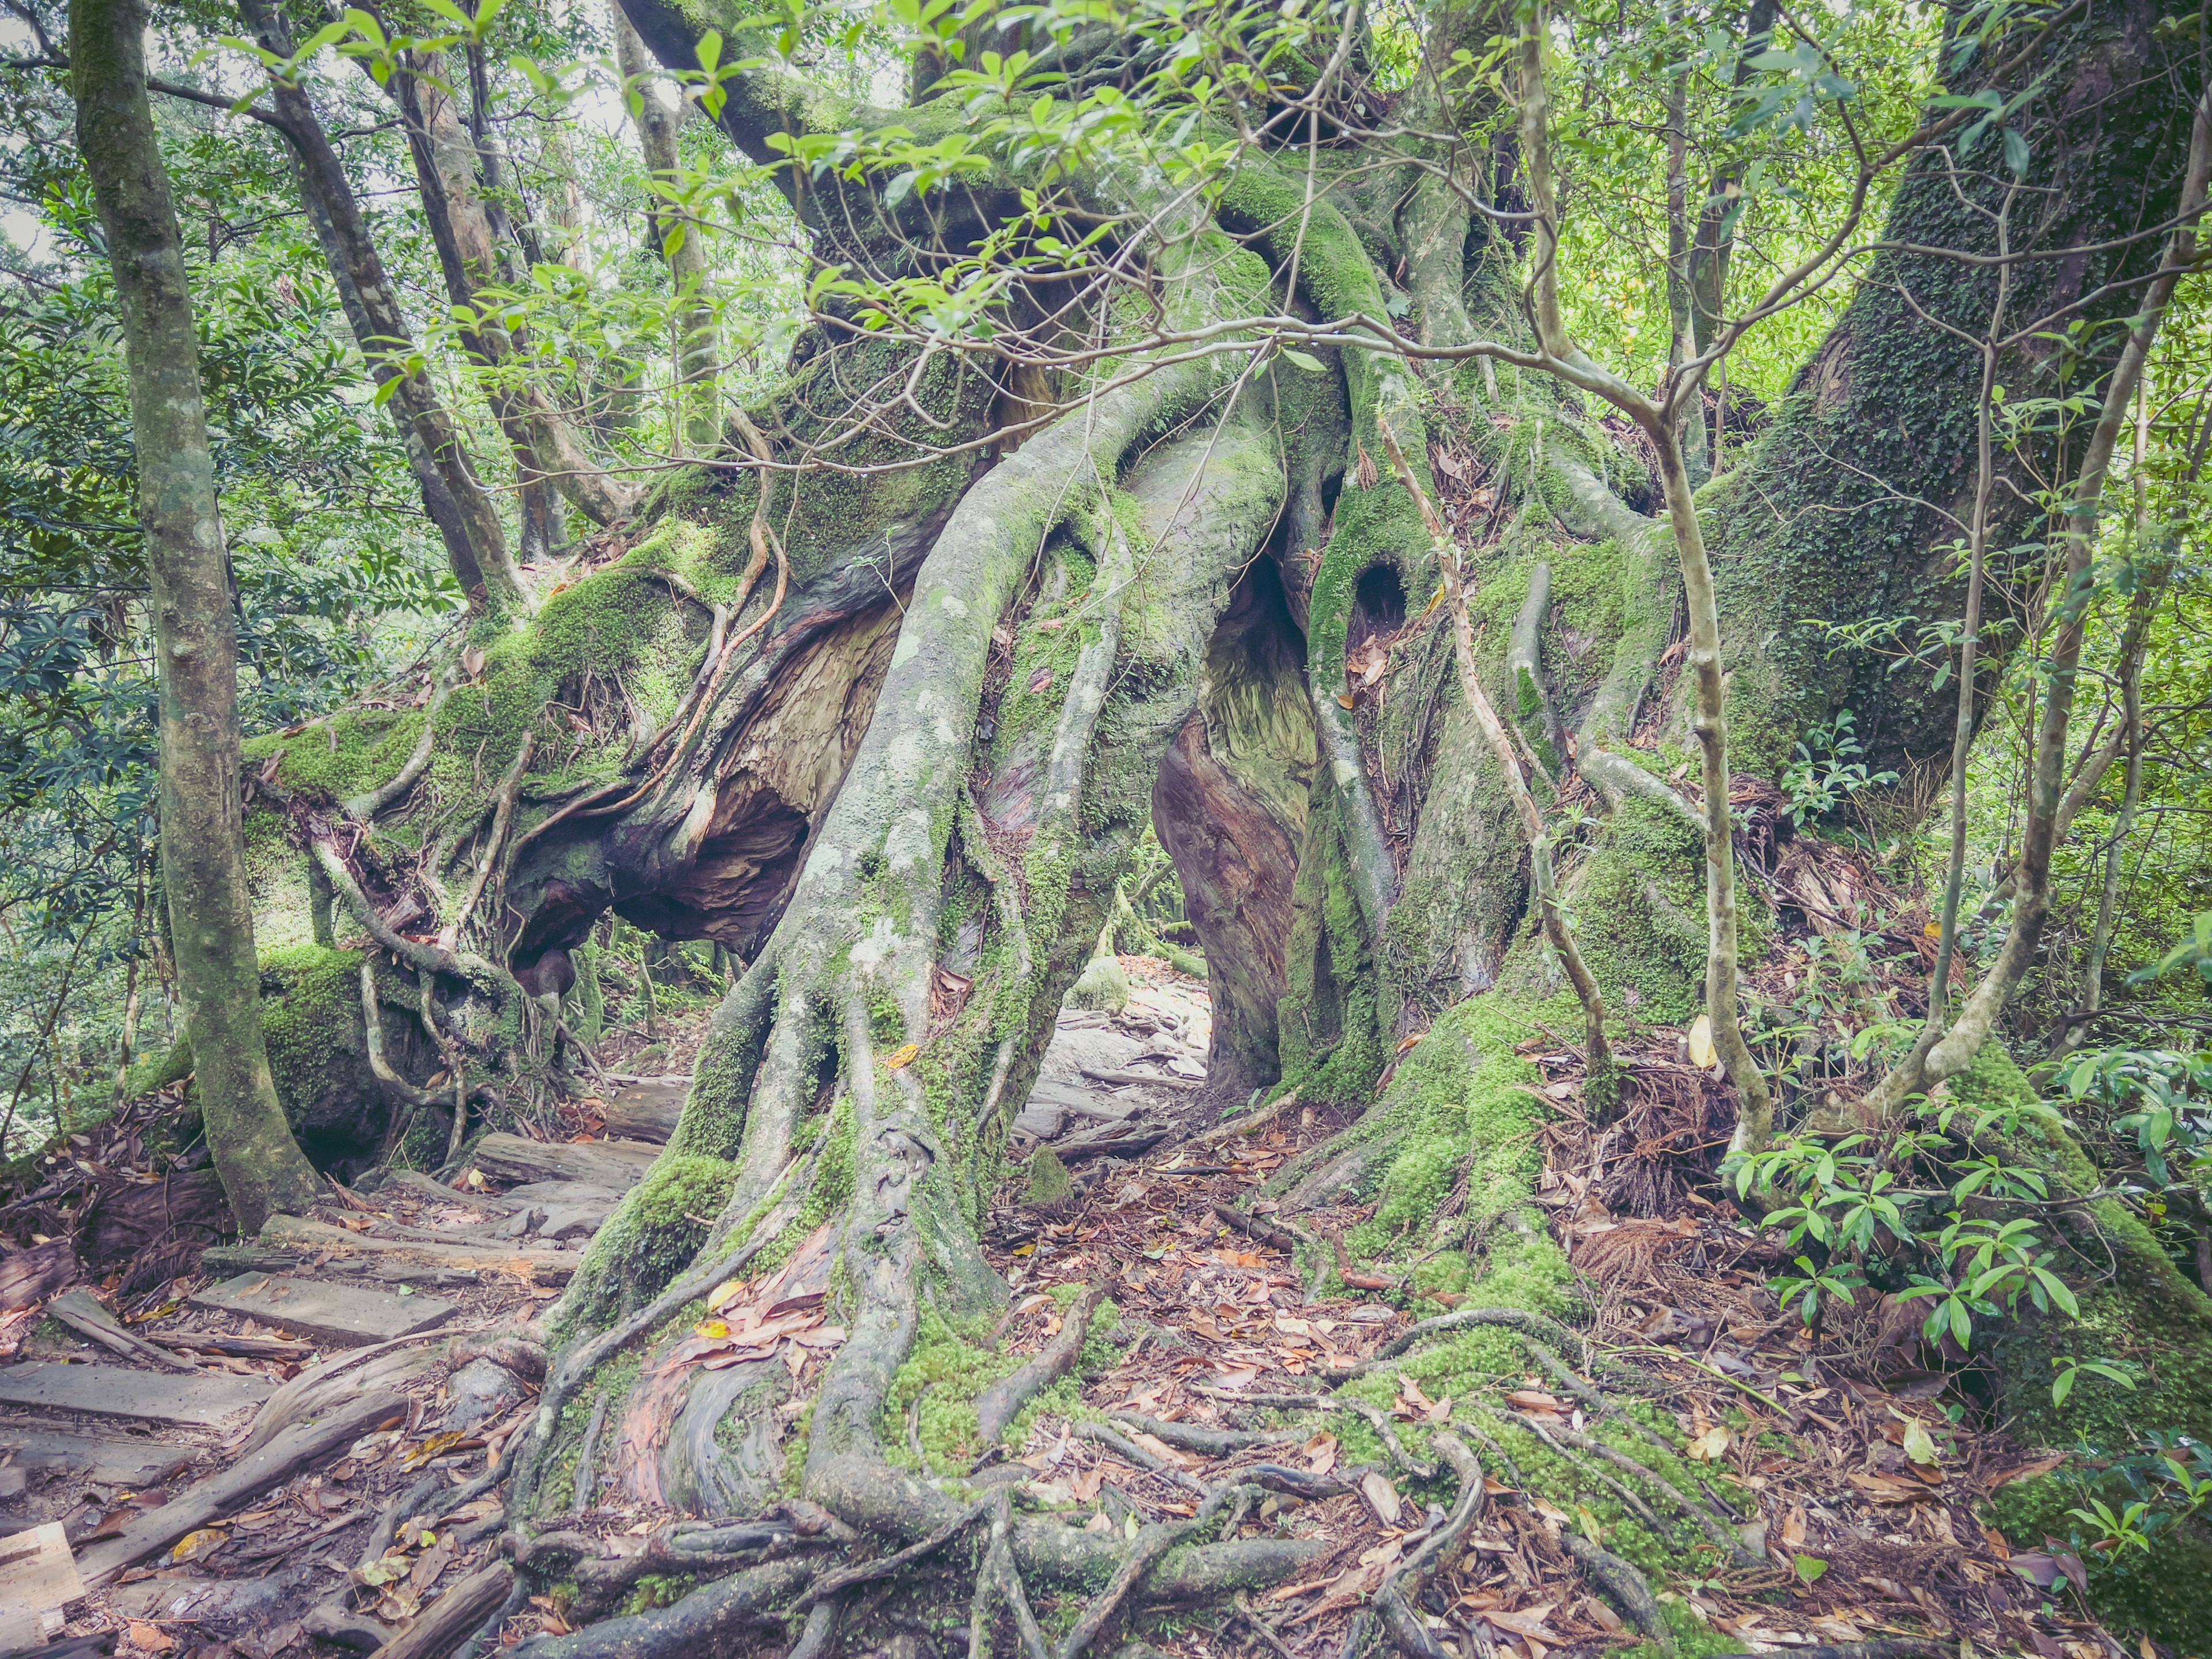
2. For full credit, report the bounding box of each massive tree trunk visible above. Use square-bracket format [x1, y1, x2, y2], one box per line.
[72, 0, 321, 1232]
[249, 0, 2212, 1646]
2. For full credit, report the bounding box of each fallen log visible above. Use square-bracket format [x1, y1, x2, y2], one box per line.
[1075, 1067, 1203, 1092]
[1052, 1124, 1169, 1165]
[598, 1078, 687, 1144]
[257, 1215, 574, 1285]
[382, 1170, 522, 1213]
[202, 1243, 480, 1288]
[76, 1387, 405, 1585]
[146, 1327, 316, 1361]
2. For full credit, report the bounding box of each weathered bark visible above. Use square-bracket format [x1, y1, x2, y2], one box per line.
[237, 0, 527, 611]
[72, 0, 320, 1233]
[615, 10, 720, 454]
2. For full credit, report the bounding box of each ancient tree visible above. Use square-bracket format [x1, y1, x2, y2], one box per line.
[236, 0, 2212, 1647]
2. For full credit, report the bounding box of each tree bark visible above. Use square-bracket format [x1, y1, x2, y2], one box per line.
[615, 9, 720, 454]
[71, 0, 320, 1232]
[236, 0, 527, 612]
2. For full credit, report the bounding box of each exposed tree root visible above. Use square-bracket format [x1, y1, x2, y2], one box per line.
[1374, 1433, 1484, 1659]
[975, 1490, 1051, 1659]
[1108, 1411, 1302, 1457]
[976, 1282, 1105, 1444]
[1560, 1533, 1673, 1653]
[1054, 1481, 1240, 1659]
[1334, 1397, 1435, 1482]
[1074, 1421, 1212, 1498]
[1346, 1306, 1607, 1377]
[513, 1557, 820, 1659]
[1513, 1412, 1748, 1554]
[1210, 1200, 1312, 1259]
[1504, 1410, 1669, 1533]
[793, 1498, 994, 1611]
[344, 671, 452, 821]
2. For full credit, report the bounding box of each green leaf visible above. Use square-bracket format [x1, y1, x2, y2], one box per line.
[1281, 349, 1326, 373]
[1793, 1554, 1828, 1583]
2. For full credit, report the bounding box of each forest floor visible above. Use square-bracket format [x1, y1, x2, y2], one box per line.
[0, 952, 2134, 1659]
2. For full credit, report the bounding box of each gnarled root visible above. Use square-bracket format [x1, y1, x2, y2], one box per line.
[1560, 1533, 1673, 1654]
[976, 1283, 1105, 1445]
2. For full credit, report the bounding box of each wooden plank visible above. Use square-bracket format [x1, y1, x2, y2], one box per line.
[0, 1362, 271, 1428]
[599, 1078, 687, 1144]
[0, 1522, 82, 1638]
[0, 1426, 194, 1487]
[256, 1217, 574, 1285]
[188, 1274, 456, 1348]
[468, 1132, 658, 1190]
[76, 1388, 404, 1586]
[200, 1245, 481, 1288]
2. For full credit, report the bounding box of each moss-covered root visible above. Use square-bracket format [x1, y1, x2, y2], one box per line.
[1955, 1047, 2212, 1646]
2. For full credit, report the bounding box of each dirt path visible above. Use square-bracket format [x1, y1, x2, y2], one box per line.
[0, 961, 2100, 1659]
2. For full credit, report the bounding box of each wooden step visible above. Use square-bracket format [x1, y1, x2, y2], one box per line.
[0, 1425, 194, 1486]
[200, 1244, 479, 1287]
[468, 1132, 659, 1191]
[256, 1216, 576, 1284]
[599, 1078, 687, 1143]
[188, 1272, 456, 1347]
[0, 1362, 272, 1429]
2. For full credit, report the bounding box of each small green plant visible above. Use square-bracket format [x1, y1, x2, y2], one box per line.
[1771, 1254, 1866, 1325]
[2063, 1496, 2158, 1556]
[1781, 710, 1900, 827]
[1896, 1215, 2077, 1348]
[2049, 1354, 2139, 1407]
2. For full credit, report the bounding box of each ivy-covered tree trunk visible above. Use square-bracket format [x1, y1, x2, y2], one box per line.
[71, 0, 321, 1232]
[251, 0, 2212, 1643]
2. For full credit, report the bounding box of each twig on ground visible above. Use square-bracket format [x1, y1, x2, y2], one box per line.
[1071, 1421, 1211, 1498]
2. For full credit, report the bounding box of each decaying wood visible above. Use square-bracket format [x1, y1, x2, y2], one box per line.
[467, 1132, 658, 1190]
[46, 1287, 200, 1373]
[366, 1560, 514, 1659]
[76, 1387, 405, 1585]
[149, 1336, 316, 1354]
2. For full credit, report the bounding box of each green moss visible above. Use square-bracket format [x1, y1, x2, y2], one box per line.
[563, 1154, 738, 1328]
[1277, 790, 1389, 1105]
[884, 1287, 1117, 1474]
[541, 1349, 642, 1514]
[1942, 1046, 2212, 1649]
[1986, 1471, 2212, 1647]
[1025, 1146, 1074, 1203]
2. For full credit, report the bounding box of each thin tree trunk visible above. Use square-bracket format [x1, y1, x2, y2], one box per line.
[381, 41, 637, 530]
[1864, 82, 2212, 1115]
[2074, 381, 2174, 1043]
[1663, 26, 1705, 485]
[616, 9, 719, 454]
[1515, 1, 1769, 1145]
[71, 0, 320, 1230]
[235, 0, 526, 612]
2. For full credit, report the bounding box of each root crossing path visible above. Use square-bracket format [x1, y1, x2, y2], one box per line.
[1, 991, 2078, 1659]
